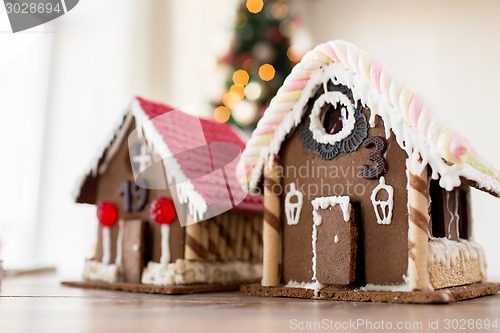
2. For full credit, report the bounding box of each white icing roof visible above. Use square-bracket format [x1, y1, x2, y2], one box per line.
[241, 40, 500, 197]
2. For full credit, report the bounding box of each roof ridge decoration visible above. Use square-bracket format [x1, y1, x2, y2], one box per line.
[241, 40, 500, 196]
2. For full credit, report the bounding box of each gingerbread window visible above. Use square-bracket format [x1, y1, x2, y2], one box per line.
[298, 83, 369, 161]
[429, 180, 471, 240]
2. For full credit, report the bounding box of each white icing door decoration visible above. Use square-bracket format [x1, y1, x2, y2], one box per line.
[370, 176, 394, 225]
[285, 183, 303, 225]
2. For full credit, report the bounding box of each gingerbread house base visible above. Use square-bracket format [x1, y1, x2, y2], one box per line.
[240, 282, 500, 304]
[62, 280, 241, 295]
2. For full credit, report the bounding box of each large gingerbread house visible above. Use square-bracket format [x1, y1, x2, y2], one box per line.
[68, 97, 263, 294]
[240, 40, 499, 303]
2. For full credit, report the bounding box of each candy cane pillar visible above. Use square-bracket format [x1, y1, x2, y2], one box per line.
[262, 157, 282, 287]
[407, 163, 431, 291]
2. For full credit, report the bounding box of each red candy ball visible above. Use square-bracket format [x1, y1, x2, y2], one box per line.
[150, 197, 176, 225]
[97, 201, 118, 227]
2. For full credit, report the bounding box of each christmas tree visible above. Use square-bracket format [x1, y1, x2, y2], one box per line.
[213, 0, 300, 132]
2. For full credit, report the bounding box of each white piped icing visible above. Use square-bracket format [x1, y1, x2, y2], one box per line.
[160, 224, 170, 264]
[428, 237, 487, 280]
[453, 191, 460, 238]
[444, 190, 461, 239]
[334, 234, 340, 244]
[359, 274, 410, 292]
[370, 176, 394, 225]
[141, 260, 262, 286]
[284, 183, 303, 225]
[83, 259, 119, 284]
[311, 195, 351, 223]
[309, 91, 356, 145]
[445, 192, 455, 239]
[359, 283, 409, 292]
[141, 262, 176, 285]
[285, 280, 326, 296]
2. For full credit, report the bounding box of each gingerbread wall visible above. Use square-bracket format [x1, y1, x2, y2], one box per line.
[280, 109, 410, 286]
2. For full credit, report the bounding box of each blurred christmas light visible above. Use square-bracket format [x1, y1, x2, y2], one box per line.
[258, 64, 275, 81]
[232, 100, 258, 126]
[232, 69, 250, 86]
[286, 45, 302, 63]
[212, 0, 294, 131]
[246, 0, 264, 14]
[270, 2, 288, 20]
[223, 92, 238, 108]
[242, 58, 258, 73]
[279, 20, 297, 38]
[252, 42, 275, 63]
[292, 29, 313, 57]
[229, 84, 245, 101]
[245, 81, 262, 101]
[213, 106, 231, 123]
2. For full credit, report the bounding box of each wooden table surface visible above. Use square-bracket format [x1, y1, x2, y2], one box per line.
[1, 273, 499, 333]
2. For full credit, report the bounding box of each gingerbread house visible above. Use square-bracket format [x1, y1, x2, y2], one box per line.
[240, 40, 500, 303]
[68, 97, 263, 294]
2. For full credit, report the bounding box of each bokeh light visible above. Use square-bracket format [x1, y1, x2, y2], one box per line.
[213, 106, 231, 123]
[242, 58, 258, 73]
[229, 84, 245, 101]
[258, 63, 276, 81]
[245, 81, 262, 101]
[270, 2, 288, 20]
[232, 69, 250, 86]
[246, 0, 264, 14]
[232, 100, 258, 126]
[286, 45, 302, 63]
[223, 93, 238, 108]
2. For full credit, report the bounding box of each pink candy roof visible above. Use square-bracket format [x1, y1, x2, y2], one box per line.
[135, 97, 262, 213]
[74, 97, 262, 216]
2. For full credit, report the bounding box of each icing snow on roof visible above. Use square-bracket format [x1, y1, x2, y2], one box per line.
[242, 40, 500, 196]
[75, 96, 262, 220]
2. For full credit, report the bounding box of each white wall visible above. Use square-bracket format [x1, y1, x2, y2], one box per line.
[0, 28, 52, 268]
[301, 0, 500, 278]
[4, 0, 499, 281]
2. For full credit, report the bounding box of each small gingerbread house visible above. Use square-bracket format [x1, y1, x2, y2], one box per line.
[70, 97, 263, 294]
[240, 40, 499, 303]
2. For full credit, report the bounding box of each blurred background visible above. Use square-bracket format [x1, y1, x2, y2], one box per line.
[0, 0, 499, 279]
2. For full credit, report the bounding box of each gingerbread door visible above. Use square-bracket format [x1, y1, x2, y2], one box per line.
[314, 200, 357, 285]
[121, 219, 146, 283]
